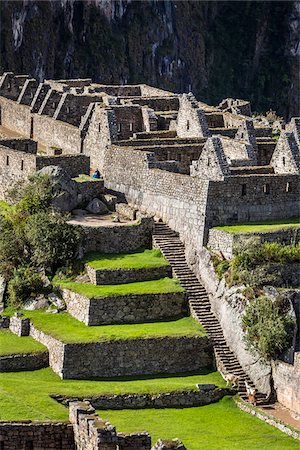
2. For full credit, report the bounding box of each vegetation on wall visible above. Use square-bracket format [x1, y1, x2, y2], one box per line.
[213, 239, 300, 288]
[242, 295, 295, 360]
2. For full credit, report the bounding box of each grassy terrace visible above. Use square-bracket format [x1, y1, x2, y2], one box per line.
[0, 330, 47, 356]
[0, 370, 297, 448]
[84, 249, 170, 270]
[214, 217, 300, 234]
[56, 277, 182, 299]
[0, 368, 225, 421]
[4, 310, 205, 343]
[98, 399, 299, 450]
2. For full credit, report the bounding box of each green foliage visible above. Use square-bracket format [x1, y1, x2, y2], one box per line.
[0, 210, 28, 280]
[242, 296, 295, 360]
[25, 211, 82, 273]
[11, 174, 52, 214]
[0, 175, 82, 308]
[214, 240, 300, 289]
[7, 267, 44, 309]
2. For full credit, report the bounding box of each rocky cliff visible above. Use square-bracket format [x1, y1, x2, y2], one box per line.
[0, 0, 299, 119]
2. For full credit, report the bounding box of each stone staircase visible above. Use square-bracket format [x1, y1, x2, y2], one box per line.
[153, 222, 267, 404]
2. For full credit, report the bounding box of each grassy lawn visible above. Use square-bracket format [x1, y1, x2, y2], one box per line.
[73, 174, 103, 182]
[0, 368, 225, 421]
[214, 217, 300, 234]
[4, 310, 205, 343]
[98, 398, 300, 450]
[84, 249, 170, 270]
[56, 277, 183, 299]
[0, 330, 47, 356]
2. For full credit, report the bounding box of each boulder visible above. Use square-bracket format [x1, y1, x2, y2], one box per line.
[86, 198, 109, 215]
[102, 194, 118, 211]
[38, 166, 79, 212]
[23, 296, 49, 310]
[152, 439, 186, 450]
[48, 293, 66, 311]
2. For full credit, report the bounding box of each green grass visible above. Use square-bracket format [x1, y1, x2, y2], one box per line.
[98, 398, 300, 450]
[0, 368, 225, 421]
[84, 249, 170, 270]
[3, 310, 205, 343]
[214, 217, 300, 234]
[0, 200, 12, 212]
[73, 174, 103, 182]
[0, 330, 47, 356]
[56, 277, 183, 299]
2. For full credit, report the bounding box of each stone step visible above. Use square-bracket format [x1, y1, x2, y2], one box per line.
[153, 221, 267, 403]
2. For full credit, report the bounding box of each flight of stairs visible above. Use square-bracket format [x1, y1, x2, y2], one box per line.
[153, 221, 267, 404]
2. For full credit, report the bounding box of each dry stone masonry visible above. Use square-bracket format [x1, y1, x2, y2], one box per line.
[0, 72, 300, 440]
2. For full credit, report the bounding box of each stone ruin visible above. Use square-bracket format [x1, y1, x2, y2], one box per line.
[0, 72, 299, 445]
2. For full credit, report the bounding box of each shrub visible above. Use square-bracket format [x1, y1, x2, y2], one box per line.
[0, 211, 28, 280]
[11, 174, 53, 215]
[7, 266, 44, 309]
[242, 296, 295, 360]
[25, 211, 82, 273]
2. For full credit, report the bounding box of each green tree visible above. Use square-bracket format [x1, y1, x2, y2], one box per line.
[25, 211, 82, 273]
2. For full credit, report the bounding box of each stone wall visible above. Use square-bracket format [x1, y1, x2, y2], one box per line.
[272, 353, 300, 415]
[60, 387, 231, 410]
[69, 401, 151, 450]
[86, 264, 172, 285]
[36, 154, 90, 178]
[0, 421, 75, 450]
[0, 145, 37, 199]
[205, 175, 300, 233]
[0, 96, 32, 136]
[81, 218, 154, 254]
[62, 288, 187, 325]
[62, 335, 212, 379]
[208, 228, 300, 259]
[0, 351, 48, 372]
[104, 145, 209, 248]
[177, 94, 210, 138]
[9, 315, 30, 336]
[33, 114, 82, 154]
[30, 324, 65, 377]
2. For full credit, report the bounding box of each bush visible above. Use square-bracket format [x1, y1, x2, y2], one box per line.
[214, 240, 300, 288]
[25, 211, 82, 273]
[0, 211, 28, 280]
[242, 296, 295, 360]
[7, 267, 44, 309]
[11, 174, 52, 215]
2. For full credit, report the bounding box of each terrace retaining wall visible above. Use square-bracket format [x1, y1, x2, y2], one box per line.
[86, 264, 172, 285]
[80, 217, 154, 254]
[208, 228, 300, 259]
[0, 351, 48, 372]
[62, 289, 187, 325]
[61, 335, 212, 379]
[57, 387, 231, 410]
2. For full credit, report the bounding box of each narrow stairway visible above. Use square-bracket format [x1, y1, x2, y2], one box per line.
[153, 221, 267, 404]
